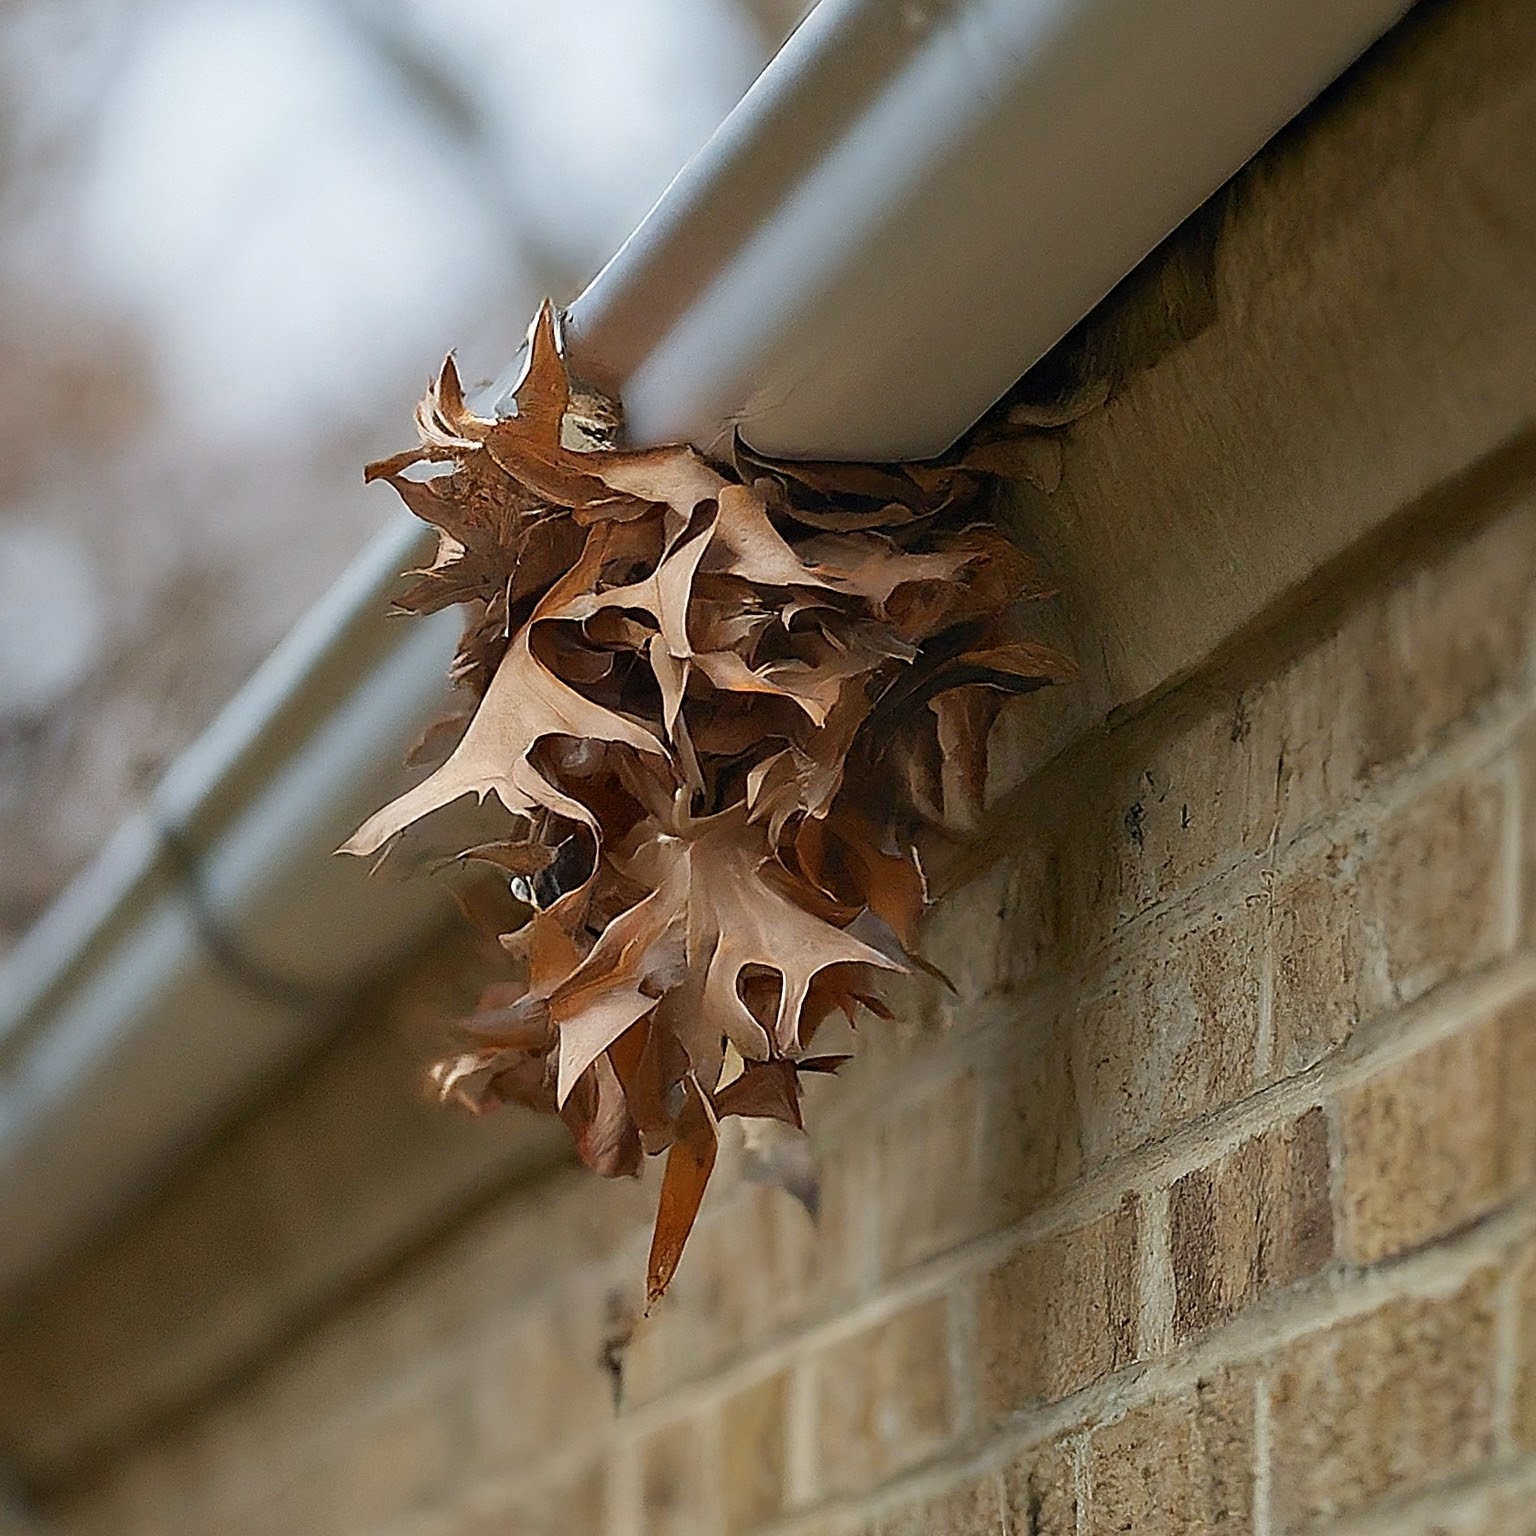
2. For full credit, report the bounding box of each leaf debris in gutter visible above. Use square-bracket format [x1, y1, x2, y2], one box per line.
[344, 302, 1074, 1304]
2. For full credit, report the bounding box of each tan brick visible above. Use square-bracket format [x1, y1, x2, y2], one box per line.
[811, 1123, 887, 1301]
[977, 1199, 1138, 1414]
[709, 1181, 819, 1356]
[1058, 696, 1272, 960]
[877, 1070, 987, 1275]
[1170, 1109, 1333, 1341]
[1268, 1269, 1499, 1527]
[458, 1461, 607, 1536]
[915, 854, 1057, 1010]
[618, 1165, 757, 1409]
[637, 1416, 712, 1536]
[1526, 723, 1536, 950]
[981, 1010, 1084, 1229]
[1257, 505, 1536, 848]
[813, 1296, 954, 1497]
[1073, 896, 1263, 1166]
[1517, 1237, 1536, 1453]
[1358, 508, 1536, 774]
[1388, 1481, 1536, 1536]
[1252, 624, 1374, 849]
[220, 1465, 341, 1536]
[37, 1445, 192, 1536]
[330, 1383, 455, 1530]
[472, 1287, 617, 1468]
[1274, 765, 1511, 1079]
[1085, 1367, 1255, 1535]
[790, 1521, 880, 1536]
[1360, 767, 1510, 1006]
[719, 1370, 788, 1535]
[1338, 993, 1536, 1263]
[877, 1471, 1004, 1536]
[1270, 844, 1385, 1074]
[1000, 1437, 1079, 1536]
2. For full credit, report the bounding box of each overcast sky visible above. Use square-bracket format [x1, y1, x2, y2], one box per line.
[0, 0, 801, 944]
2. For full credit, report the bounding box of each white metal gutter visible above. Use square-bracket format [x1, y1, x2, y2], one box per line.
[0, 519, 459, 1303]
[0, 0, 1413, 1306]
[556, 0, 1415, 459]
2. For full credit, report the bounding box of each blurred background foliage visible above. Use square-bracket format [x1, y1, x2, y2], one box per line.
[0, 0, 810, 954]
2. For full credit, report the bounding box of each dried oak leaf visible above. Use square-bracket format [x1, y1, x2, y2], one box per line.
[344, 299, 1073, 1301]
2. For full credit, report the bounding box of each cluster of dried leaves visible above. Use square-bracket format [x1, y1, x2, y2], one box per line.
[345, 304, 1072, 1303]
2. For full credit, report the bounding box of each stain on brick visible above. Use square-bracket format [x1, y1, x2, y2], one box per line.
[1058, 701, 1272, 960]
[1001, 1438, 1079, 1535]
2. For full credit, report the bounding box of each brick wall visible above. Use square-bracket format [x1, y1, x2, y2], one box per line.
[6, 1, 1536, 1533]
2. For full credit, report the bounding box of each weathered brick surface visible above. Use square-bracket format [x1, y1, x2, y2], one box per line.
[621, 1211, 728, 1408]
[1170, 1110, 1333, 1341]
[1354, 506, 1535, 771]
[977, 1200, 1139, 1415]
[1084, 1369, 1255, 1535]
[1072, 894, 1263, 1166]
[1000, 1438, 1079, 1536]
[1517, 1236, 1536, 1453]
[1256, 501, 1536, 847]
[876, 1069, 986, 1274]
[1337, 992, 1536, 1263]
[1269, 843, 1385, 1074]
[981, 1010, 1083, 1229]
[718, 1370, 788, 1535]
[1388, 1481, 1536, 1536]
[12, 8, 1536, 1534]
[470, 1286, 617, 1470]
[457, 1462, 607, 1536]
[330, 1382, 456, 1531]
[1359, 766, 1511, 1007]
[916, 854, 1059, 1008]
[636, 1416, 712, 1536]
[875, 1472, 1003, 1536]
[1526, 723, 1536, 951]
[1268, 1270, 1501, 1528]
[1056, 694, 1271, 959]
[811, 1297, 954, 1498]
[707, 1181, 819, 1358]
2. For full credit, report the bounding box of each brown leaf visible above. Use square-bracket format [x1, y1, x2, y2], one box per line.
[647, 1075, 717, 1306]
[932, 685, 1003, 829]
[342, 532, 668, 859]
[447, 838, 556, 878]
[351, 296, 1076, 1306]
[712, 1058, 803, 1128]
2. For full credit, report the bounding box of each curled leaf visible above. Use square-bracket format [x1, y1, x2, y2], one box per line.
[348, 300, 1072, 1300]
